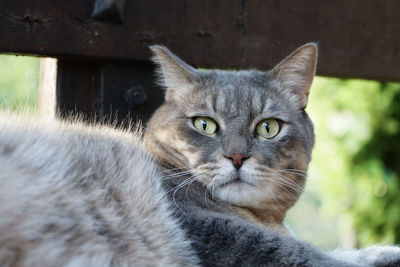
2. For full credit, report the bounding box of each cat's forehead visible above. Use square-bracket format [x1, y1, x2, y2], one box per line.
[205, 69, 267, 88]
[192, 69, 284, 120]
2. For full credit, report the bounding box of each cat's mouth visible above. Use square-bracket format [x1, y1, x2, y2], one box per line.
[218, 175, 254, 188]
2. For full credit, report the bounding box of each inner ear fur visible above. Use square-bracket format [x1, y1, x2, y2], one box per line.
[150, 45, 198, 102]
[271, 43, 318, 109]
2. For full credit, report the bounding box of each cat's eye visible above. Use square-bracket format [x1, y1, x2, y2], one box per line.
[256, 118, 280, 139]
[193, 117, 217, 135]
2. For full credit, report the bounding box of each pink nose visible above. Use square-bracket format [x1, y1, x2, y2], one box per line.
[225, 153, 249, 170]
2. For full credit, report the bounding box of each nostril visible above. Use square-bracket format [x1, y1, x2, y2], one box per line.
[225, 153, 249, 170]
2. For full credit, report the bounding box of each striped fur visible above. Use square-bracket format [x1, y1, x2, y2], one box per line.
[146, 44, 317, 231]
[1, 44, 399, 266]
[0, 113, 199, 266]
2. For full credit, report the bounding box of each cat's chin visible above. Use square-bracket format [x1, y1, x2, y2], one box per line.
[214, 181, 265, 208]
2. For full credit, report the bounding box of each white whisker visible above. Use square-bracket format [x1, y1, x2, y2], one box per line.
[162, 171, 193, 180]
[281, 168, 356, 193]
[206, 177, 235, 211]
[265, 185, 285, 217]
[161, 167, 185, 173]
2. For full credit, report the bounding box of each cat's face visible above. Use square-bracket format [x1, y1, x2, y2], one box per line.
[146, 44, 317, 212]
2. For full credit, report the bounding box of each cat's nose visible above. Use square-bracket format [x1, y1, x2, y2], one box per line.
[225, 153, 249, 170]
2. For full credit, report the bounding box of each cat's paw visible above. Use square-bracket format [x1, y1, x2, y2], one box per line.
[328, 245, 400, 267]
[357, 245, 400, 267]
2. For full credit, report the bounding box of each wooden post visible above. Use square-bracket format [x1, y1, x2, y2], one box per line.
[38, 58, 57, 119]
[55, 60, 163, 124]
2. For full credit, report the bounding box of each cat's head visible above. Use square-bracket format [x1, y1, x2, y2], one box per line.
[146, 44, 317, 214]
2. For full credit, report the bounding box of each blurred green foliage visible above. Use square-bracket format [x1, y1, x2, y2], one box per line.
[307, 78, 400, 247]
[1, 54, 399, 248]
[0, 55, 39, 112]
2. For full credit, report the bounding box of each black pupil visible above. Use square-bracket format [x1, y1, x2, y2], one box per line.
[264, 122, 270, 133]
[201, 120, 207, 130]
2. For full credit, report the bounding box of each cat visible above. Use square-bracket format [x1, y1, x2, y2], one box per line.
[0, 44, 399, 266]
[145, 44, 400, 266]
[145, 43, 316, 234]
[0, 114, 199, 266]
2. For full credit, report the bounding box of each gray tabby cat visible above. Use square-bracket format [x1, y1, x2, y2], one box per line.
[0, 44, 399, 267]
[145, 44, 400, 266]
[0, 114, 198, 266]
[146, 43, 316, 234]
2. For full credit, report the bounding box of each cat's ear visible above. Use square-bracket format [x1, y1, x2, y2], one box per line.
[271, 43, 318, 109]
[150, 45, 198, 102]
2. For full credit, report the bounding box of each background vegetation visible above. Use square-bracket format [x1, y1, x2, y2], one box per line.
[1, 54, 399, 249]
[0, 55, 39, 112]
[288, 78, 400, 249]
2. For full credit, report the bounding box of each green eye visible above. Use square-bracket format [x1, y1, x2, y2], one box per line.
[256, 118, 280, 139]
[193, 117, 217, 135]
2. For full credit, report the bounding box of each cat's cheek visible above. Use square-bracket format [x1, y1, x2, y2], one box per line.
[155, 128, 200, 167]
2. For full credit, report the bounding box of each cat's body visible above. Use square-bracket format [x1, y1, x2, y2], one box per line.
[0, 114, 198, 266]
[1, 44, 400, 266]
[1, 114, 400, 267]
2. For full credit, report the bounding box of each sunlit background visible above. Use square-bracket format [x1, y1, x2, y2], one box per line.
[0, 55, 39, 112]
[1, 55, 400, 250]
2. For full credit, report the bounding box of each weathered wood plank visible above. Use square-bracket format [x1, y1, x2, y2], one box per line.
[38, 58, 57, 118]
[56, 61, 101, 119]
[0, 0, 399, 81]
[55, 60, 163, 123]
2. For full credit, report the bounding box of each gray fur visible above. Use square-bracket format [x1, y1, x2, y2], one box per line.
[0, 113, 198, 266]
[147, 44, 317, 225]
[146, 44, 400, 266]
[0, 44, 399, 267]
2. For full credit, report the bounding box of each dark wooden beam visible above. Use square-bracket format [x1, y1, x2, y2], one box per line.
[55, 60, 163, 123]
[1, 0, 399, 81]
